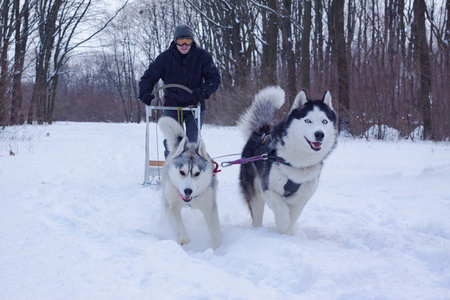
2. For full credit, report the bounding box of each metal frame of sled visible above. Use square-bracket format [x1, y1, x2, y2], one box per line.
[143, 104, 202, 186]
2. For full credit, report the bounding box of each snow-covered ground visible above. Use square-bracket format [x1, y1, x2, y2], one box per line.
[1, 122, 450, 299]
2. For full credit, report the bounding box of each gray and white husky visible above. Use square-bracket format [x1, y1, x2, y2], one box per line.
[238, 86, 337, 234]
[158, 117, 221, 249]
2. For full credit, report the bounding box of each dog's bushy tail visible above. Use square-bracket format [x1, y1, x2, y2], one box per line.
[158, 117, 186, 152]
[238, 86, 285, 139]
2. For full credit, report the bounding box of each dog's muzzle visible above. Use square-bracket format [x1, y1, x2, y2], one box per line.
[178, 190, 193, 203]
[305, 137, 322, 151]
[305, 131, 325, 151]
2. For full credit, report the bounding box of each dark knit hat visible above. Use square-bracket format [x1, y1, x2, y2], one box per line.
[173, 24, 194, 40]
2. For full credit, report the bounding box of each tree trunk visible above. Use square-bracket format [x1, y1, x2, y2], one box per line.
[10, 0, 29, 125]
[398, 0, 406, 58]
[0, 0, 12, 126]
[28, 0, 63, 125]
[230, 3, 247, 87]
[262, 0, 278, 86]
[301, 0, 312, 91]
[413, 0, 432, 139]
[445, 0, 450, 69]
[313, 0, 324, 91]
[47, 72, 58, 124]
[280, 0, 296, 102]
[331, 0, 350, 131]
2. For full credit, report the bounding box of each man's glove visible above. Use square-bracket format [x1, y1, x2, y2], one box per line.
[140, 93, 155, 106]
[191, 89, 207, 104]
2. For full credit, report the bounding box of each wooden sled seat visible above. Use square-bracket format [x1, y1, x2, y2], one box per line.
[149, 160, 164, 167]
[147, 160, 164, 179]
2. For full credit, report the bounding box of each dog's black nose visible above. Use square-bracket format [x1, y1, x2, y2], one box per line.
[184, 188, 192, 196]
[315, 131, 324, 141]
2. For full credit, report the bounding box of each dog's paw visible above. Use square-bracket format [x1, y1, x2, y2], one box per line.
[211, 240, 221, 250]
[210, 233, 222, 250]
[178, 232, 191, 246]
[275, 218, 290, 234]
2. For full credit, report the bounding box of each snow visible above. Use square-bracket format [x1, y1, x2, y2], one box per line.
[1, 122, 450, 299]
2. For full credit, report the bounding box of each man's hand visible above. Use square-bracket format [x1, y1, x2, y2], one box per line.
[191, 89, 206, 104]
[140, 93, 155, 106]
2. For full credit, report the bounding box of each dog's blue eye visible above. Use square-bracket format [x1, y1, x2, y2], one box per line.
[322, 120, 328, 124]
[305, 119, 311, 123]
[194, 172, 200, 177]
[180, 170, 186, 176]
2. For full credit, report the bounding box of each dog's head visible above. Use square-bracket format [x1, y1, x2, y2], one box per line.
[159, 117, 214, 203]
[278, 90, 337, 165]
[169, 139, 214, 202]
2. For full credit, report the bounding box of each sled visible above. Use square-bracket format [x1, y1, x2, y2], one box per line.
[143, 84, 202, 187]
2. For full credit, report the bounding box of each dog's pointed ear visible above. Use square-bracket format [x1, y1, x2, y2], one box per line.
[322, 91, 333, 109]
[172, 136, 188, 158]
[291, 90, 308, 111]
[196, 138, 209, 160]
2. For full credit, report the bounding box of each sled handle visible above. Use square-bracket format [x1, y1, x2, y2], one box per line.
[151, 84, 193, 96]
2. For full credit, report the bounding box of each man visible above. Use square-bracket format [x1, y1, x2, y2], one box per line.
[139, 24, 221, 143]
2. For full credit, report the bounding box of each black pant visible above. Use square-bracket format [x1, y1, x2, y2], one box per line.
[163, 108, 204, 142]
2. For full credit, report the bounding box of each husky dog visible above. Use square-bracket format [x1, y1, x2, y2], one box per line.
[158, 117, 221, 249]
[238, 86, 337, 234]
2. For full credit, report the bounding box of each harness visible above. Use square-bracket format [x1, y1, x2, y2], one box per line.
[220, 133, 301, 197]
[283, 180, 302, 197]
[213, 161, 221, 176]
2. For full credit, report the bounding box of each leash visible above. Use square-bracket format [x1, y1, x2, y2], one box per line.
[220, 152, 292, 167]
[219, 133, 292, 168]
[213, 153, 241, 160]
[221, 154, 268, 167]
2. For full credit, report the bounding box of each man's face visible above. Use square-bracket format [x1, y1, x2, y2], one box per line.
[175, 38, 193, 54]
[176, 44, 191, 54]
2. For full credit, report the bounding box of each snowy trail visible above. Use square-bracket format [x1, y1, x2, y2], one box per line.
[1, 122, 450, 299]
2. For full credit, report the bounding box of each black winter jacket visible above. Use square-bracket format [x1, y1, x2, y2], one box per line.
[139, 42, 220, 110]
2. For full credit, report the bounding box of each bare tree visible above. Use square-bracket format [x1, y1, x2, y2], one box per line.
[187, 0, 261, 124]
[101, 13, 140, 123]
[27, 0, 63, 125]
[262, 0, 278, 86]
[10, 0, 446, 140]
[27, 0, 128, 125]
[278, 0, 296, 102]
[311, 0, 325, 93]
[412, 0, 432, 139]
[10, 0, 33, 125]
[301, 0, 312, 91]
[446, 0, 450, 49]
[0, 0, 14, 126]
[330, 0, 350, 131]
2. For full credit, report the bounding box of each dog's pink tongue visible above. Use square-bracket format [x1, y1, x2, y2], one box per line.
[178, 191, 192, 202]
[311, 142, 322, 149]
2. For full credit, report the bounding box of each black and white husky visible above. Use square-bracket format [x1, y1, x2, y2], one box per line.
[158, 117, 221, 249]
[238, 86, 337, 234]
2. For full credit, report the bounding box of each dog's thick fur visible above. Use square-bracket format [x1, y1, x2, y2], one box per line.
[158, 117, 221, 249]
[238, 86, 337, 234]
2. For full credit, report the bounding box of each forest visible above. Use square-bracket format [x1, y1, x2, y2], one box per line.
[0, 0, 449, 140]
